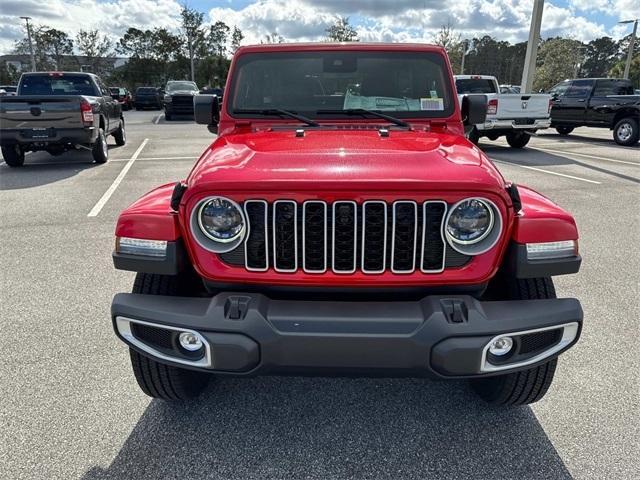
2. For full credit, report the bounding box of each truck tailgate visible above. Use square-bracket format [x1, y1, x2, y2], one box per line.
[496, 94, 550, 120]
[0, 95, 86, 130]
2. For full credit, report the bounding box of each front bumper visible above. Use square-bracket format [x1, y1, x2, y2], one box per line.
[478, 118, 551, 131]
[111, 292, 582, 378]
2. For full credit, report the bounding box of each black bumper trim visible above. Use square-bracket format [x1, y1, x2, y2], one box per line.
[506, 243, 581, 278]
[111, 292, 583, 378]
[112, 240, 186, 275]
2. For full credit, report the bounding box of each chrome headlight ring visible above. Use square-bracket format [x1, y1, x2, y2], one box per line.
[190, 196, 247, 253]
[444, 198, 502, 256]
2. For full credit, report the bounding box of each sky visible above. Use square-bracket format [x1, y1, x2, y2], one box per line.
[1, 0, 639, 55]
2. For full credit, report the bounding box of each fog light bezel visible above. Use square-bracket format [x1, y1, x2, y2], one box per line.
[178, 331, 205, 352]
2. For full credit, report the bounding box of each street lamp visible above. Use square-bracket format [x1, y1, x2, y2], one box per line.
[618, 19, 638, 80]
[460, 39, 470, 75]
[520, 0, 545, 93]
[20, 16, 36, 72]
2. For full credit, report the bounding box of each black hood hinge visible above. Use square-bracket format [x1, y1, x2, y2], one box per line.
[170, 182, 188, 211]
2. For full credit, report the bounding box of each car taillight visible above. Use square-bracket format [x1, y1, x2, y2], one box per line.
[80, 99, 94, 125]
[548, 99, 553, 113]
[487, 98, 498, 115]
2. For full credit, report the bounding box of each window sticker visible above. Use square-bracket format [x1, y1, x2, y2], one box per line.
[420, 98, 444, 110]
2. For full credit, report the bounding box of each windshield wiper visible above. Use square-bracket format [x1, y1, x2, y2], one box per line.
[316, 108, 410, 128]
[233, 108, 319, 127]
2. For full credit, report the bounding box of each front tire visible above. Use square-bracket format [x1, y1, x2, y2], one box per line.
[165, 112, 172, 121]
[128, 273, 210, 400]
[556, 126, 573, 136]
[613, 117, 639, 146]
[471, 277, 559, 406]
[113, 118, 126, 146]
[1, 145, 25, 167]
[506, 131, 531, 148]
[92, 128, 109, 163]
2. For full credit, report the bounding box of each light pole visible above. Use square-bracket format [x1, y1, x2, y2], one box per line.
[520, 0, 544, 93]
[460, 39, 469, 75]
[20, 16, 36, 72]
[618, 19, 638, 80]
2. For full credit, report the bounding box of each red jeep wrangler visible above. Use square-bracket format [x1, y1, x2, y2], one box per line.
[111, 44, 582, 406]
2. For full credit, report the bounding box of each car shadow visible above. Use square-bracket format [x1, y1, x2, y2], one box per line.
[538, 132, 639, 148]
[0, 148, 116, 190]
[482, 144, 640, 184]
[80, 376, 571, 480]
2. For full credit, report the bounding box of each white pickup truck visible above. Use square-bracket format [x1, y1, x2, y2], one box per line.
[455, 75, 552, 148]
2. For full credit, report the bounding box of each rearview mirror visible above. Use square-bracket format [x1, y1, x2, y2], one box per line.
[461, 94, 487, 127]
[194, 94, 220, 134]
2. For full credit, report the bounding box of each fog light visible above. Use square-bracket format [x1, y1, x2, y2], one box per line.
[178, 331, 203, 351]
[489, 336, 514, 356]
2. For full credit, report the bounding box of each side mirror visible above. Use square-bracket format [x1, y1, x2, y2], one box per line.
[194, 94, 220, 134]
[461, 94, 487, 127]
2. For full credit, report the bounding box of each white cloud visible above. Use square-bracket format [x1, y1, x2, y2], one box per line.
[0, 0, 631, 55]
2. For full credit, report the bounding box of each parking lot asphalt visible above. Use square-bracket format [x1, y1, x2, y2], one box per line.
[0, 110, 638, 480]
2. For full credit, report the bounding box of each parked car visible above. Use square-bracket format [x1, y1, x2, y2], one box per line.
[549, 78, 640, 146]
[0, 85, 17, 96]
[500, 84, 521, 94]
[134, 87, 162, 110]
[163, 80, 199, 120]
[455, 75, 552, 148]
[111, 43, 583, 406]
[110, 87, 132, 110]
[0, 71, 125, 166]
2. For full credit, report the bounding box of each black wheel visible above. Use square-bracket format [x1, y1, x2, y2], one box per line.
[471, 277, 559, 406]
[467, 127, 480, 145]
[506, 131, 531, 148]
[128, 272, 210, 400]
[556, 126, 573, 136]
[613, 117, 639, 146]
[92, 128, 109, 163]
[165, 112, 172, 121]
[1, 145, 25, 167]
[113, 118, 126, 146]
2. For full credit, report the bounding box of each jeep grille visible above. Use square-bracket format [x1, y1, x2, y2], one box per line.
[220, 200, 471, 274]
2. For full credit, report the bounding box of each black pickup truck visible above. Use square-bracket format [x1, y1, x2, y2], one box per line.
[0, 72, 126, 167]
[549, 78, 639, 146]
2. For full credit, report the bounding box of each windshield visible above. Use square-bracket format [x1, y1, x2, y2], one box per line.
[19, 74, 98, 96]
[167, 82, 198, 92]
[136, 87, 157, 94]
[229, 51, 454, 119]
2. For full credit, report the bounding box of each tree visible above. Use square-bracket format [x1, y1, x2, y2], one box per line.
[609, 54, 640, 88]
[180, 5, 206, 82]
[262, 32, 285, 44]
[75, 29, 113, 74]
[582, 37, 620, 77]
[433, 24, 463, 73]
[533, 38, 585, 91]
[117, 28, 154, 59]
[325, 17, 358, 42]
[209, 21, 230, 58]
[231, 26, 244, 54]
[13, 25, 72, 70]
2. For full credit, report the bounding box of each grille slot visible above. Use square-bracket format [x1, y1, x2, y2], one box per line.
[228, 199, 470, 274]
[131, 323, 174, 351]
[361, 201, 387, 273]
[303, 201, 327, 272]
[332, 201, 357, 273]
[421, 201, 447, 272]
[244, 200, 268, 271]
[391, 201, 418, 273]
[273, 200, 297, 272]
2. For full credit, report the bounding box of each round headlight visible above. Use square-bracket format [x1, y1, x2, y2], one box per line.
[446, 198, 494, 245]
[198, 197, 245, 243]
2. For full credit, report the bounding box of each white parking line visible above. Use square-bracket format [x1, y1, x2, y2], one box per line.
[154, 114, 163, 124]
[529, 146, 639, 166]
[110, 156, 197, 161]
[87, 138, 149, 217]
[491, 158, 602, 185]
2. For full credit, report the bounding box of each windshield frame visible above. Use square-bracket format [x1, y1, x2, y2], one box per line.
[226, 49, 455, 121]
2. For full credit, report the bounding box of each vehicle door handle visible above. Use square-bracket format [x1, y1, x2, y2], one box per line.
[577, 99, 585, 102]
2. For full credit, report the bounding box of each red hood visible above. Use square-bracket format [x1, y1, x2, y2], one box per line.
[186, 129, 506, 195]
